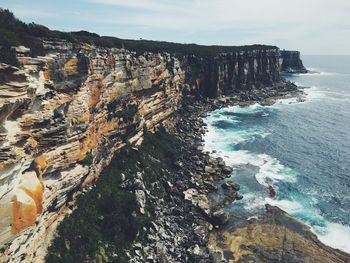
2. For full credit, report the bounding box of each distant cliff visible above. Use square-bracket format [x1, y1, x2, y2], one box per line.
[281, 50, 308, 73]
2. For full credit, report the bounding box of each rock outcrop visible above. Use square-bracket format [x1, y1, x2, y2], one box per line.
[0, 38, 286, 262]
[281, 50, 308, 73]
[209, 205, 350, 263]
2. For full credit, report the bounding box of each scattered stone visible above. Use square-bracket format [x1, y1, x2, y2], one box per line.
[135, 190, 146, 209]
[222, 166, 233, 175]
[221, 181, 240, 191]
[268, 185, 276, 198]
[236, 194, 244, 200]
[211, 209, 229, 225]
[204, 166, 216, 174]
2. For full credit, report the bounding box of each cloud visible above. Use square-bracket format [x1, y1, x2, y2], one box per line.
[85, 0, 350, 30]
[79, 0, 350, 53]
[86, 0, 188, 12]
[2, 0, 350, 54]
[2, 5, 57, 19]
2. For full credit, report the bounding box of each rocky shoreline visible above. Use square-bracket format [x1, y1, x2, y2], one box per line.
[127, 81, 350, 263]
[126, 81, 304, 262]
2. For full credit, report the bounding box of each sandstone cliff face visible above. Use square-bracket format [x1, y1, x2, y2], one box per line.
[184, 49, 281, 97]
[0, 39, 282, 262]
[281, 50, 307, 73]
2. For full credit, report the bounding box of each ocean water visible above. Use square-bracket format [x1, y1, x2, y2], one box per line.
[203, 55, 350, 253]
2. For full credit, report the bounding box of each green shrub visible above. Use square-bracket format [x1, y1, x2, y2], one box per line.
[115, 106, 137, 122]
[53, 108, 63, 119]
[80, 152, 93, 166]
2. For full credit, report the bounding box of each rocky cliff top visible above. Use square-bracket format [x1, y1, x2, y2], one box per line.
[0, 8, 278, 67]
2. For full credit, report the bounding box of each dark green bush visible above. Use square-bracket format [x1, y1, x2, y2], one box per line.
[80, 151, 93, 166]
[53, 108, 63, 119]
[115, 106, 137, 122]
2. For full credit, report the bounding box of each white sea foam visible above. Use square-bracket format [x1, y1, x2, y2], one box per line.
[261, 132, 271, 138]
[304, 86, 327, 101]
[203, 100, 350, 254]
[293, 68, 339, 76]
[254, 154, 297, 187]
[314, 222, 350, 253]
[265, 198, 304, 213]
[303, 86, 350, 103]
[243, 193, 267, 210]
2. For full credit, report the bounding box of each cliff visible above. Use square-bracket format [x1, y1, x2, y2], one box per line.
[281, 50, 308, 73]
[0, 35, 285, 261]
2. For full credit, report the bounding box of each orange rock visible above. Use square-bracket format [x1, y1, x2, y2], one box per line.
[12, 189, 38, 234]
[88, 81, 102, 108]
[18, 171, 44, 215]
[80, 112, 91, 123]
[35, 155, 47, 172]
[79, 120, 117, 160]
[43, 69, 50, 80]
[64, 58, 79, 76]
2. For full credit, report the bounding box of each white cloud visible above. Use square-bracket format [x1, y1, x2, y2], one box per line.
[85, 0, 350, 54]
[3, 0, 350, 54]
[86, 0, 188, 12]
[3, 5, 57, 19]
[86, 0, 350, 30]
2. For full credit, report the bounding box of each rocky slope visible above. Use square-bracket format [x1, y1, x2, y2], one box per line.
[0, 37, 287, 262]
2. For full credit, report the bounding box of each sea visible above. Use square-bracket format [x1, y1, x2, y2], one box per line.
[203, 55, 350, 253]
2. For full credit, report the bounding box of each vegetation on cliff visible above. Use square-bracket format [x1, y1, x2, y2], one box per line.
[0, 8, 46, 64]
[46, 127, 180, 262]
[0, 8, 277, 66]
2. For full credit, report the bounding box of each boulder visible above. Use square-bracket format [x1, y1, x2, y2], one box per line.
[222, 165, 233, 175]
[268, 185, 276, 198]
[221, 181, 240, 191]
[135, 190, 146, 209]
[187, 244, 208, 261]
[236, 194, 244, 200]
[204, 166, 216, 174]
[211, 209, 229, 225]
[223, 192, 238, 203]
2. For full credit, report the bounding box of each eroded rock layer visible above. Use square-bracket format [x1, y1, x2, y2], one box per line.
[209, 205, 350, 263]
[0, 39, 282, 262]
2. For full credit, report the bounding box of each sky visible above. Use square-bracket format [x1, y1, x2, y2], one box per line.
[1, 0, 350, 55]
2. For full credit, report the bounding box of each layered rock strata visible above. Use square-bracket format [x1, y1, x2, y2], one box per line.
[209, 205, 350, 263]
[0, 38, 287, 262]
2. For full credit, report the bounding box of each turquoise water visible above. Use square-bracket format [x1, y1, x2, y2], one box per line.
[203, 55, 350, 253]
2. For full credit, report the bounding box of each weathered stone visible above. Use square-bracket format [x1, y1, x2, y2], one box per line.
[211, 209, 229, 226]
[209, 205, 349, 263]
[204, 166, 216, 174]
[221, 181, 240, 191]
[222, 166, 233, 175]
